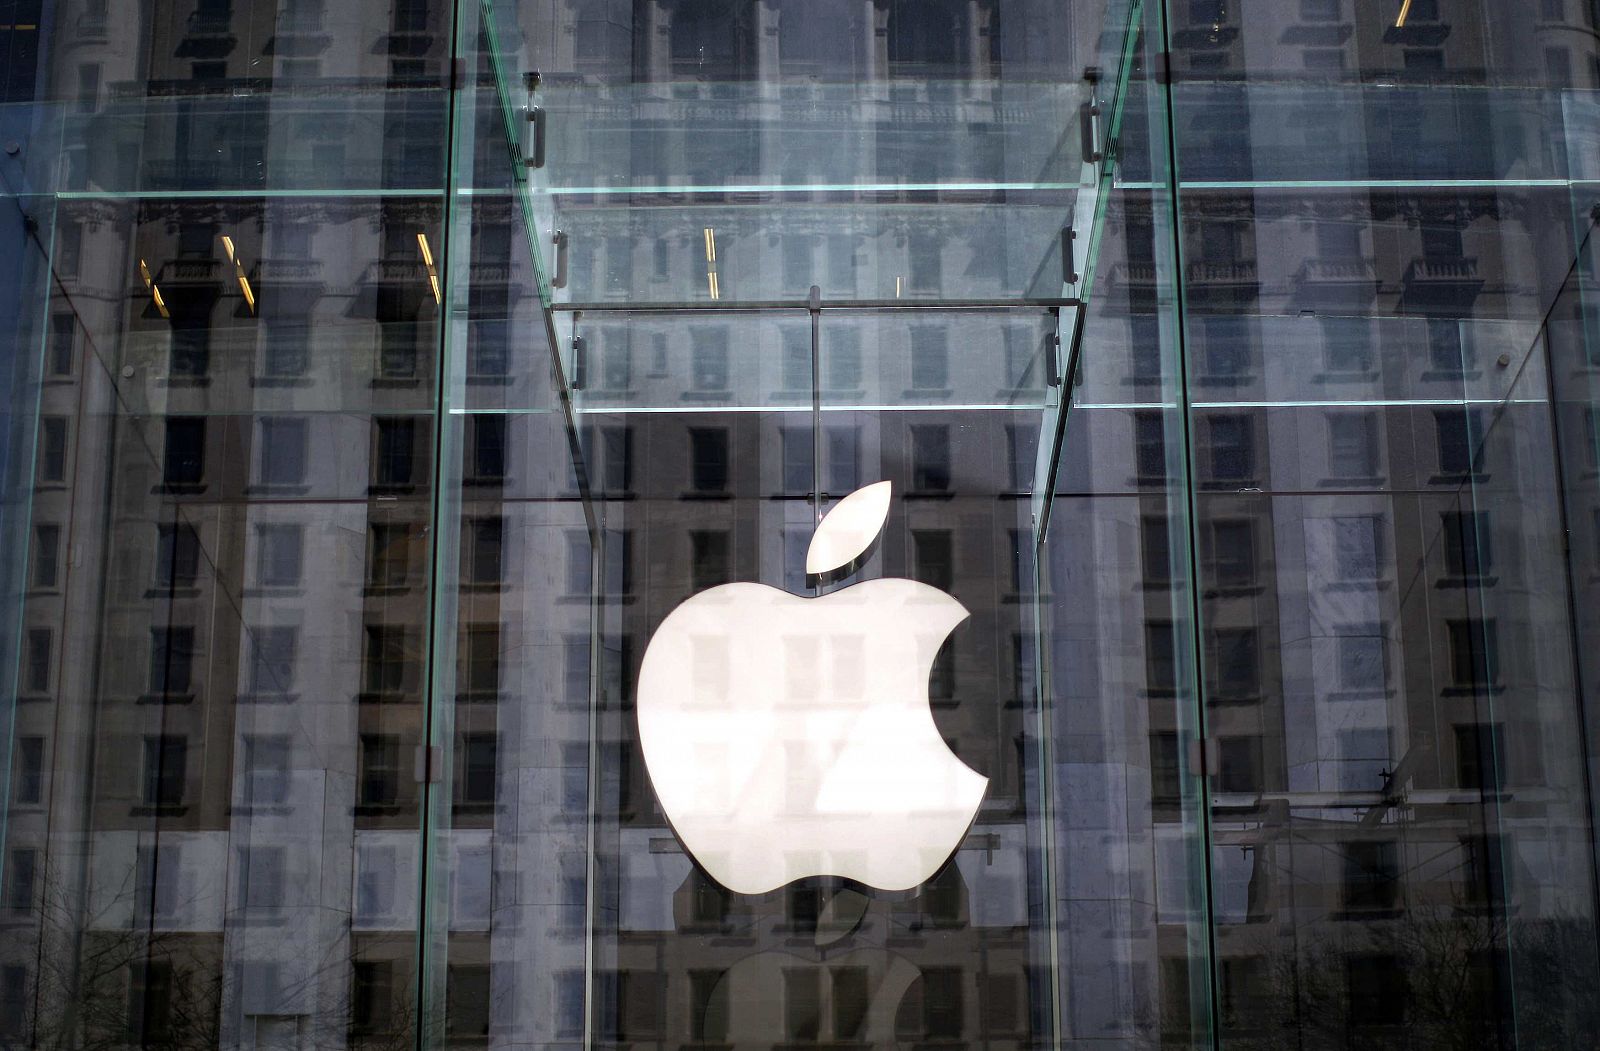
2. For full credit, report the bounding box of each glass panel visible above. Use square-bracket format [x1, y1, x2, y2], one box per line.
[1162, 3, 1600, 1045]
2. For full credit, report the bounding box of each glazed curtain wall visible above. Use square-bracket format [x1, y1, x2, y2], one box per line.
[5, 1, 1600, 1050]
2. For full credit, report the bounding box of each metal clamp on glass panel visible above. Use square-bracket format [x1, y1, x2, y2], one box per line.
[523, 70, 546, 170]
[1080, 100, 1102, 165]
[1061, 226, 1079, 286]
[552, 230, 569, 289]
[570, 334, 586, 390]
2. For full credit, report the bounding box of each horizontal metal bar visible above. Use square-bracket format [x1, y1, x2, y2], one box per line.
[553, 297, 1080, 314]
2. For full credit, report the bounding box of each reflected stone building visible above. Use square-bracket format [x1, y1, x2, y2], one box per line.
[3, 1, 1600, 1050]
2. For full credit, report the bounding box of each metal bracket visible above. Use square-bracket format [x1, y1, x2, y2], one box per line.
[1061, 226, 1079, 286]
[552, 229, 569, 289]
[1080, 101, 1102, 165]
[526, 105, 547, 169]
[571, 334, 587, 390]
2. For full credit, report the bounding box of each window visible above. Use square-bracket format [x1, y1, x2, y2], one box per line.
[1205, 414, 1255, 482]
[908, 230, 942, 291]
[1446, 618, 1499, 687]
[1151, 731, 1182, 803]
[31, 524, 59, 589]
[372, 417, 417, 488]
[1336, 625, 1386, 691]
[257, 417, 308, 487]
[248, 626, 297, 694]
[1142, 515, 1173, 587]
[601, 330, 633, 391]
[48, 313, 74, 376]
[237, 845, 287, 909]
[254, 523, 304, 587]
[129, 960, 173, 1044]
[1207, 628, 1260, 701]
[393, 0, 428, 32]
[1145, 622, 1176, 693]
[446, 966, 491, 1039]
[1442, 510, 1493, 579]
[1546, 47, 1573, 88]
[1455, 722, 1504, 791]
[1341, 840, 1399, 912]
[148, 627, 195, 696]
[55, 220, 82, 277]
[1200, 317, 1250, 379]
[910, 425, 951, 491]
[365, 625, 415, 695]
[369, 522, 413, 588]
[1217, 736, 1262, 793]
[260, 300, 310, 378]
[783, 967, 821, 1041]
[1543, 0, 1565, 18]
[350, 960, 395, 1035]
[825, 327, 862, 389]
[1301, 0, 1340, 21]
[13, 737, 43, 805]
[162, 417, 205, 487]
[466, 414, 507, 483]
[1321, 317, 1373, 373]
[154, 522, 200, 589]
[1434, 409, 1481, 475]
[24, 628, 50, 693]
[1426, 318, 1469, 372]
[141, 734, 188, 807]
[781, 426, 811, 494]
[912, 530, 954, 590]
[1327, 411, 1379, 479]
[689, 428, 730, 492]
[565, 531, 591, 596]
[690, 531, 731, 592]
[1202, 518, 1255, 588]
[589, 425, 632, 493]
[909, 327, 949, 390]
[37, 417, 66, 483]
[1134, 411, 1167, 480]
[461, 623, 501, 695]
[240, 733, 291, 806]
[1332, 515, 1382, 581]
[458, 733, 497, 807]
[690, 970, 730, 1042]
[358, 735, 401, 808]
[1347, 954, 1407, 1026]
[5, 848, 35, 910]
[465, 517, 503, 586]
[1190, 0, 1226, 23]
[1421, 223, 1462, 260]
[691, 331, 730, 391]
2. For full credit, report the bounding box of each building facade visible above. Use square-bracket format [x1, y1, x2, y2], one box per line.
[1, 0, 1600, 1048]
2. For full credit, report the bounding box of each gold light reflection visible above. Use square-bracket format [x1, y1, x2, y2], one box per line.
[1395, 0, 1413, 27]
[417, 232, 441, 304]
[139, 258, 170, 318]
[704, 227, 719, 299]
[220, 235, 255, 313]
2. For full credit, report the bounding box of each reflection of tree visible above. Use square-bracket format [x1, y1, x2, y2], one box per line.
[22, 869, 223, 1050]
[18, 866, 421, 1050]
[1206, 910, 1600, 1051]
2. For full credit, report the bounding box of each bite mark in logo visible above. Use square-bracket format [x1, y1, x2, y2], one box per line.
[636, 481, 987, 895]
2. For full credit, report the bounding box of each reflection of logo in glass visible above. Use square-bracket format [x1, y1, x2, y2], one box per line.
[637, 481, 987, 894]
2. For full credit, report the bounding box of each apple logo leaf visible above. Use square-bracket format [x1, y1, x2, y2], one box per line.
[806, 481, 892, 576]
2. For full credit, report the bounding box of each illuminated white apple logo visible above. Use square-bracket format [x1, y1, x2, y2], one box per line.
[636, 481, 987, 895]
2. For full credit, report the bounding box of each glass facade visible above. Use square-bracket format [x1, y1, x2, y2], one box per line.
[0, 0, 1598, 1048]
